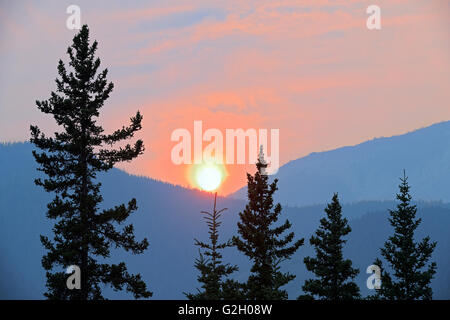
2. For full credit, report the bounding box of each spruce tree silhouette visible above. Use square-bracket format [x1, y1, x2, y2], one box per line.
[371, 171, 437, 300]
[30, 25, 151, 300]
[233, 148, 304, 299]
[185, 193, 242, 300]
[300, 193, 360, 300]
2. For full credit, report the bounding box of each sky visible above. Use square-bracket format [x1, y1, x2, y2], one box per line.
[0, 0, 449, 195]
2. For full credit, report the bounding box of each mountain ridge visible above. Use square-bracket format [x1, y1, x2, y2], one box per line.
[1, 131, 449, 299]
[232, 120, 450, 206]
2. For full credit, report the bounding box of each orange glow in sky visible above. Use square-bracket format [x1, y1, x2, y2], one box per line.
[1, 1, 449, 196]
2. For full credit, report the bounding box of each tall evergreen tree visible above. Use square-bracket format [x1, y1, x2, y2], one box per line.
[233, 148, 304, 300]
[185, 193, 242, 300]
[372, 171, 437, 300]
[30, 25, 151, 300]
[300, 193, 360, 300]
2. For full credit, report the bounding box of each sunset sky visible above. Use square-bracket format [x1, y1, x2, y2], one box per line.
[1, 0, 449, 195]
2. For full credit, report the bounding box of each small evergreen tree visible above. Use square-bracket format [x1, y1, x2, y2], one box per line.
[233, 148, 304, 300]
[300, 193, 360, 300]
[372, 171, 437, 300]
[30, 25, 151, 299]
[185, 193, 241, 300]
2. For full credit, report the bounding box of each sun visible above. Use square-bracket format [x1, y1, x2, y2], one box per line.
[195, 164, 224, 191]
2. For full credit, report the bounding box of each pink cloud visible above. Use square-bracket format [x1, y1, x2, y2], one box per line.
[1, 0, 449, 194]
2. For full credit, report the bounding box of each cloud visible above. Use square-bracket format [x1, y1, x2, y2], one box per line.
[1, 0, 449, 194]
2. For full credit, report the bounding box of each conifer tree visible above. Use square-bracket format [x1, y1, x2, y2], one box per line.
[30, 25, 151, 299]
[300, 193, 360, 300]
[372, 171, 437, 300]
[233, 147, 304, 300]
[185, 193, 242, 300]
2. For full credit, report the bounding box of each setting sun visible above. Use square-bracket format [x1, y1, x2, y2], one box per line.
[194, 164, 224, 191]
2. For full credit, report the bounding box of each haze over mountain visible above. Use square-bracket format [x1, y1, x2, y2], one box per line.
[232, 121, 450, 207]
[1, 139, 449, 299]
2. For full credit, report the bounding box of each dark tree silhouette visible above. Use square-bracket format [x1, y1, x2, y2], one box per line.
[372, 171, 437, 300]
[30, 25, 151, 300]
[233, 148, 304, 300]
[300, 193, 360, 300]
[185, 193, 241, 300]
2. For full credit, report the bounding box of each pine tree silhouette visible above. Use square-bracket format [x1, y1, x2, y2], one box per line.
[300, 193, 360, 300]
[30, 25, 151, 300]
[233, 149, 304, 299]
[185, 193, 243, 300]
[371, 171, 437, 300]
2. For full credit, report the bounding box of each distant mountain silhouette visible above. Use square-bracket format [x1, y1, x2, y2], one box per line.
[1, 141, 449, 299]
[232, 121, 450, 207]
